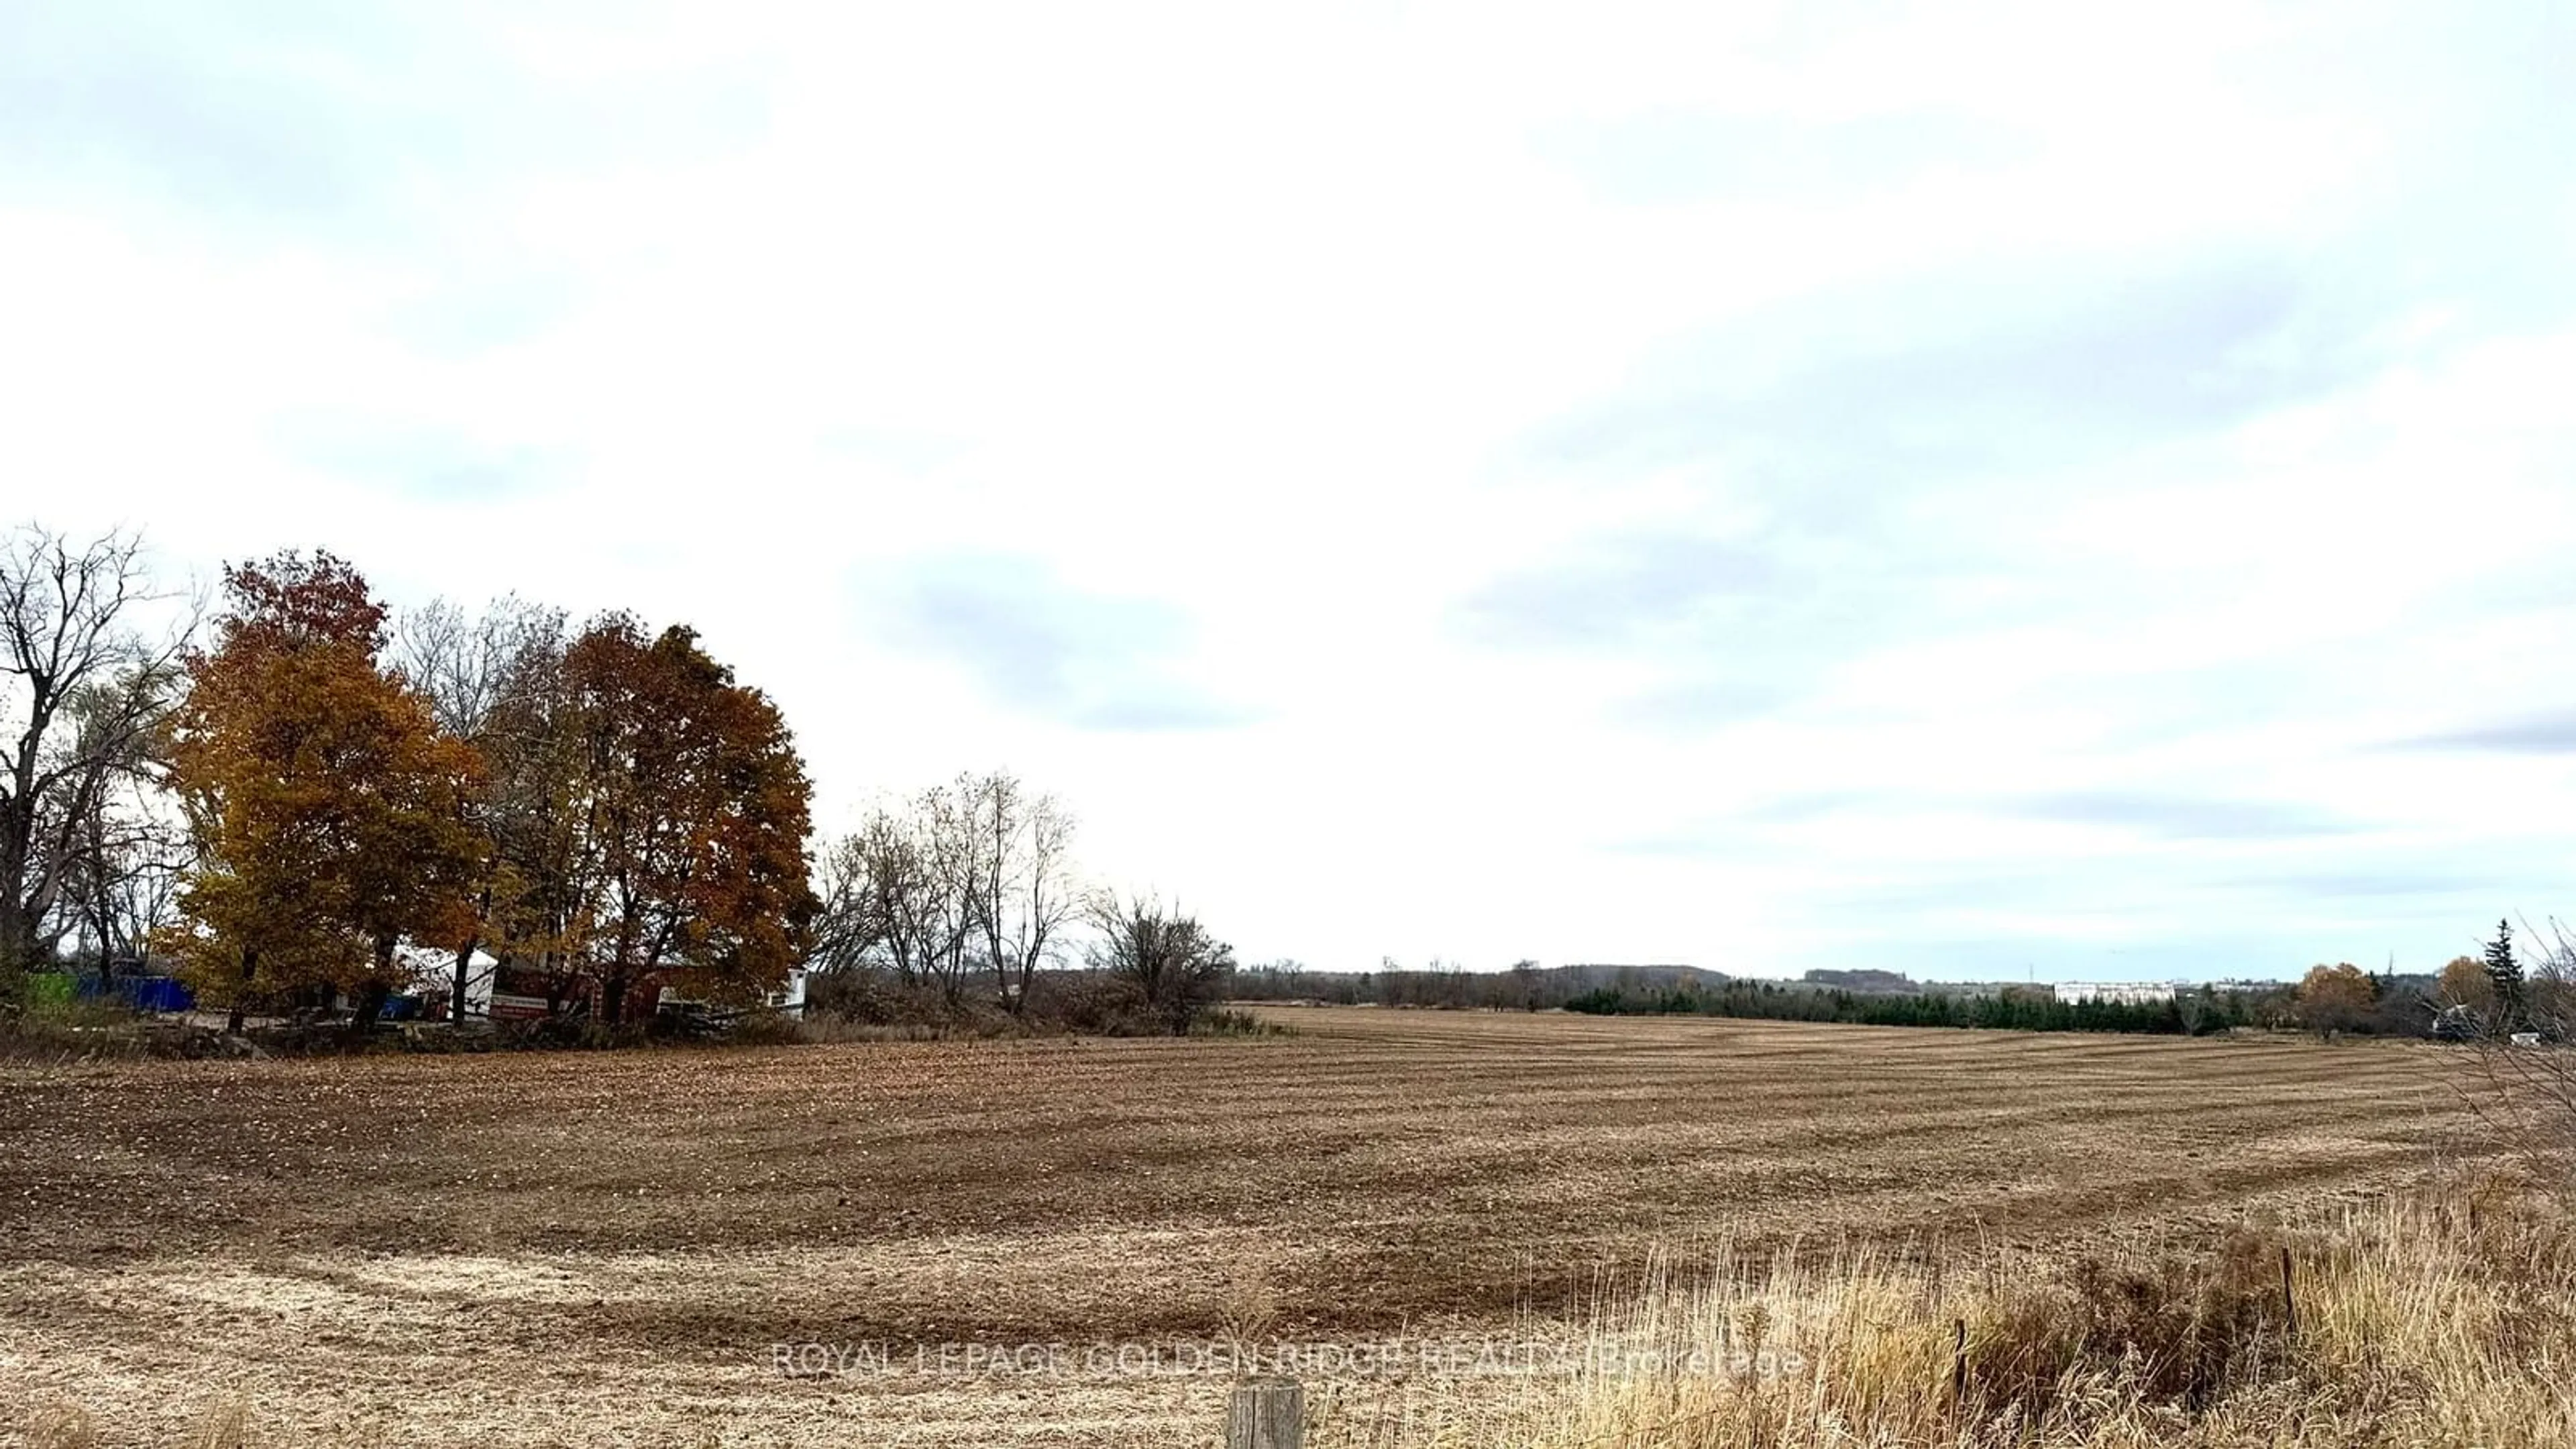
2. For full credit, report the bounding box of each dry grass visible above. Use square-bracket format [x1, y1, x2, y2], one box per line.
[1308, 1176, 2575, 1448]
[0, 1008, 2492, 1446]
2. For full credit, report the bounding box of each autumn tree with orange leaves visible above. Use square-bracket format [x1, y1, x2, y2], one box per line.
[2293, 962, 2378, 1039]
[164, 553, 484, 1032]
[553, 614, 815, 1026]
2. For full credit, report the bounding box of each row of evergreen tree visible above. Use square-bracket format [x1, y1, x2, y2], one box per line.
[1561, 979, 2227, 1034]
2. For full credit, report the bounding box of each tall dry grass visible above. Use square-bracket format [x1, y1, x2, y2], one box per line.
[25, 1396, 251, 1449]
[1316, 1175, 2575, 1448]
[19, 1181, 2571, 1447]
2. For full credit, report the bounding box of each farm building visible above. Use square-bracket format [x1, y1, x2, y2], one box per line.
[2058, 980, 2187, 1006]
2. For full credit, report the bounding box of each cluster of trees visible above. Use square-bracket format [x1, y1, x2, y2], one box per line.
[1, 528, 191, 1009]
[10, 523, 2556, 1050]
[0, 526, 817, 1032]
[1568, 957, 2576, 1041]
[1230, 959, 1701, 1012]
[1238, 962, 2256, 1032]
[2, 523, 1238, 1040]
[804, 780, 1238, 1032]
[1083, 892, 1240, 1034]
[1240, 926, 2576, 1043]
[810, 773, 1077, 1012]
[1560, 978, 2233, 1034]
[2301, 922, 2572, 1041]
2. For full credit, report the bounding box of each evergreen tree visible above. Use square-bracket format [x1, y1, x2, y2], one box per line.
[2483, 919, 2526, 1029]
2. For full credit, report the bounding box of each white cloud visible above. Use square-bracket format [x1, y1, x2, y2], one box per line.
[4, 0, 2571, 981]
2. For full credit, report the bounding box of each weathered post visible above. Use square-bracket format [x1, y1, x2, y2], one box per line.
[1949, 1318, 1968, 1405]
[1226, 1377, 1303, 1449]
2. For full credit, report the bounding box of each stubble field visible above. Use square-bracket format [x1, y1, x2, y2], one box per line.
[0, 1008, 2462, 1446]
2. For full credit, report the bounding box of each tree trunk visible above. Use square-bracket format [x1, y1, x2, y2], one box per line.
[347, 932, 396, 1039]
[450, 938, 477, 1026]
[347, 978, 390, 1039]
[0, 878, 34, 1012]
[600, 975, 626, 1028]
[227, 948, 257, 1034]
[0, 810, 36, 978]
[90, 877, 115, 996]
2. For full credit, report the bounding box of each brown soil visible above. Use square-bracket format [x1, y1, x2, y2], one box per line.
[0, 1008, 2463, 1446]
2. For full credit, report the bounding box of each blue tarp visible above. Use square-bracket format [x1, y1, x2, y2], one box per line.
[82, 975, 195, 1013]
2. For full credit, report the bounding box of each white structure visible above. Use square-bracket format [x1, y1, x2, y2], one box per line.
[409, 949, 808, 1020]
[766, 966, 809, 1016]
[2059, 980, 2187, 1006]
[659, 966, 808, 1019]
[402, 945, 500, 1018]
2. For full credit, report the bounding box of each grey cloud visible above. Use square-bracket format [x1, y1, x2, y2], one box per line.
[865, 555, 1250, 733]
[1454, 526, 1962, 729]
[2006, 791, 2357, 841]
[1605, 793, 1870, 858]
[1624, 674, 1807, 730]
[1624, 788, 2359, 862]
[2389, 713, 2576, 755]
[280, 419, 559, 502]
[0, 4, 769, 236]
[2253, 869, 2489, 901]
[1537, 257, 2349, 494]
[1457, 535, 1784, 649]
[1481, 256, 2394, 736]
[1, 5, 466, 228]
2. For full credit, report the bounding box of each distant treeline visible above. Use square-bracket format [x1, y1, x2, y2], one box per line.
[1562, 979, 2233, 1034]
[1230, 961, 1719, 1013]
[1231, 959, 2532, 1039]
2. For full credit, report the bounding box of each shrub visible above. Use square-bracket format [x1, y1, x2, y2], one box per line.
[1189, 1007, 1285, 1038]
[1024, 972, 1159, 1036]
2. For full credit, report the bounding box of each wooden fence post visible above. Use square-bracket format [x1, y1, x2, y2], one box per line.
[1226, 1377, 1303, 1449]
[1949, 1318, 1967, 1405]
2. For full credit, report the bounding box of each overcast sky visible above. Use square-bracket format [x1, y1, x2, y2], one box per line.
[5, 1, 2572, 981]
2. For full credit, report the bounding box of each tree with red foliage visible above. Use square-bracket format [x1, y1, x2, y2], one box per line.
[165, 553, 483, 1032]
[554, 614, 815, 1026]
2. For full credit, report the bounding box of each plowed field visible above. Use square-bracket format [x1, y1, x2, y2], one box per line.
[0, 1008, 2460, 1446]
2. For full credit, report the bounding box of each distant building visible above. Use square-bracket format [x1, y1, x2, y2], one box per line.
[2059, 980, 2186, 1006]
[411, 951, 807, 1022]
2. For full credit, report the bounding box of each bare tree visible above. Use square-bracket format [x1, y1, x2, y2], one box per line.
[396, 594, 564, 741]
[1085, 891, 1234, 1034]
[855, 808, 932, 984]
[812, 773, 1077, 1012]
[52, 682, 191, 985]
[0, 526, 190, 1008]
[2445, 919, 2576, 1183]
[910, 784, 979, 1002]
[812, 796, 964, 995]
[394, 595, 572, 1024]
[964, 772, 1077, 1014]
[808, 828, 883, 976]
[89, 816, 186, 976]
